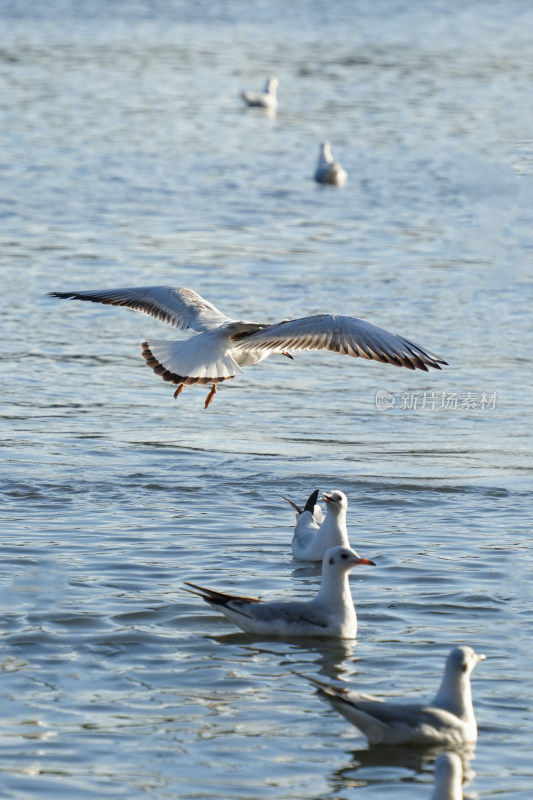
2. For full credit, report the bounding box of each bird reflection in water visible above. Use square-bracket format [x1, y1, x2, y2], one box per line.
[330, 745, 473, 799]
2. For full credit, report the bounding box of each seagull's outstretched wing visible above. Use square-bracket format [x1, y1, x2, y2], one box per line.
[303, 489, 321, 516]
[49, 286, 233, 332]
[234, 314, 447, 371]
[291, 489, 326, 557]
[283, 488, 321, 517]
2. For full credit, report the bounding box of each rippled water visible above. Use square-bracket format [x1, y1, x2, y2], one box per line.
[1, 1, 532, 798]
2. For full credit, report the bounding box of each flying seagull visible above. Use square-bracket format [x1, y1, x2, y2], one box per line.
[284, 489, 351, 561]
[241, 76, 279, 111]
[301, 646, 485, 746]
[48, 286, 448, 408]
[314, 141, 348, 186]
[184, 545, 375, 638]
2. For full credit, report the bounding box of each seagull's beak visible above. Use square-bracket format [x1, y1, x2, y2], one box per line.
[355, 557, 376, 566]
[281, 350, 294, 360]
[322, 493, 332, 503]
[475, 652, 486, 664]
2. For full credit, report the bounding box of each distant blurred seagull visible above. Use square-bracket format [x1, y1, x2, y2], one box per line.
[49, 286, 447, 408]
[241, 77, 279, 111]
[284, 489, 351, 561]
[314, 141, 348, 186]
[302, 646, 485, 746]
[184, 545, 375, 638]
[431, 753, 463, 800]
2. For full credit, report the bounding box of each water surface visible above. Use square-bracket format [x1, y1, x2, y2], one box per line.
[1, 1, 532, 798]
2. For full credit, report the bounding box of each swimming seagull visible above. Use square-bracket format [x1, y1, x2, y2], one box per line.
[314, 141, 348, 186]
[48, 286, 448, 408]
[241, 77, 279, 111]
[284, 489, 351, 561]
[184, 545, 375, 638]
[431, 753, 463, 800]
[302, 646, 485, 746]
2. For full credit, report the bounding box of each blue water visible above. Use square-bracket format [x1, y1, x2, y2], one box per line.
[1, 1, 532, 798]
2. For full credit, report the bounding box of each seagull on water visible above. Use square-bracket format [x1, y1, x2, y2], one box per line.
[284, 489, 351, 561]
[241, 77, 279, 111]
[431, 752, 463, 800]
[314, 141, 348, 186]
[49, 286, 448, 408]
[184, 545, 375, 638]
[302, 646, 485, 746]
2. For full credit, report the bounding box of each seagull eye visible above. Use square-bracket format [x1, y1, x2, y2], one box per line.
[329, 557, 334, 565]
[341, 553, 348, 560]
[462, 663, 468, 673]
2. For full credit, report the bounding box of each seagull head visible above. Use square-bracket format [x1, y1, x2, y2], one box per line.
[448, 645, 486, 676]
[322, 491, 348, 513]
[323, 546, 376, 572]
[432, 646, 486, 719]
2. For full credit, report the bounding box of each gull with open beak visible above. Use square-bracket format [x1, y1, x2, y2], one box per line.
[284, 489, 351, 561]
[184, 545, 375, 638]
[49, 286, 447, 409]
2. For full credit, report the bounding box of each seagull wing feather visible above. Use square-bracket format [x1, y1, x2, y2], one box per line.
[234, 314, 447, 371]
[248, 600, 330, 629]
[49, 286, 233, 332]
[184, 582, 261, 604]
[185, 585, 329, 632]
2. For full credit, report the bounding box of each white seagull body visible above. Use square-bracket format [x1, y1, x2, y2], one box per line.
[314, 141, 348, 186]
[241, 77, 279, 111]
[303, 646, 485, 746]
[49, 286, 447, 408]
[284, 489, 351, 561]
[184, 546, 375, 638]
[431, 752, 463, 800]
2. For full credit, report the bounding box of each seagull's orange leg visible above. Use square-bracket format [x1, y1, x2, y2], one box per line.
[204, 384, 217, 409]
[174, 384, 185, 399]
